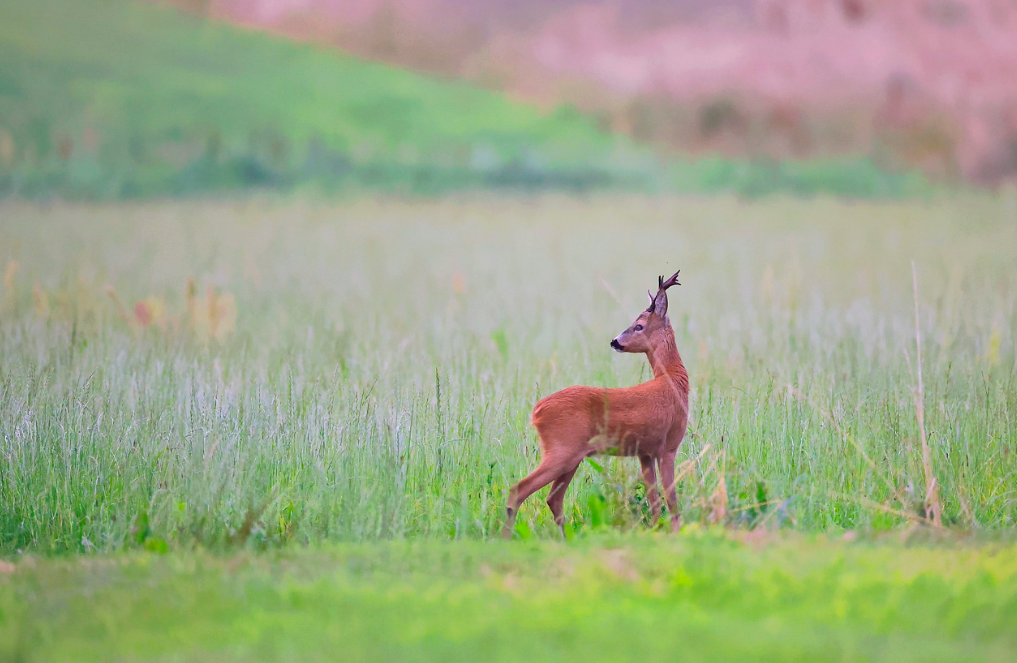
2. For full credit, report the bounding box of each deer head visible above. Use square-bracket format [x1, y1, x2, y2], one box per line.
[610, 270, 680, 353]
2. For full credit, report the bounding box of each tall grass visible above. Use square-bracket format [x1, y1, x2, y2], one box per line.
[1, 194, 1015, 553]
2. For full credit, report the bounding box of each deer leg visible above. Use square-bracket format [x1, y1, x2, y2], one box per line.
[639, 455, 661, 527]
[659, 450, 681, 532]
[504, 456, 570, 538]
[546, 463, 581, 539]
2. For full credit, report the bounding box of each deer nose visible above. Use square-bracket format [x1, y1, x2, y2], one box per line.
[610, 338, 623, 351]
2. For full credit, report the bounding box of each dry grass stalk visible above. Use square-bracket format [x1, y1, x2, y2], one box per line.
[207, 285, 219, 339]
[31, 283, 49, 317]
[185, 276, 197, 327]
[3, 260, 17, 290]
[906, 261, 942, 527]
[103, 284, 132, 325]
[708, 451, 729, 525]
[673, 443, 712, 488]
[838, 493, 938, 528]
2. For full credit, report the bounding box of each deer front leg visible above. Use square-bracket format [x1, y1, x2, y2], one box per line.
[638, 455, 661, 527]
[659, 450, 681, 532]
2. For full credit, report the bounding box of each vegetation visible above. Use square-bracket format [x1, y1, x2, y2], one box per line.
[1, 195, 1014, 554]
[3, 533, 1016, 662]
[1, 192, 1014, 659]
[0, 5, 1008, 658]
[670, 155, 933, 199]
[0, 0, 643, 199]
[0, 0, 931, 199]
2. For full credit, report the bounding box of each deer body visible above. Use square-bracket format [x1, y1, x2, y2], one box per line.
[504, 270, 689, 537]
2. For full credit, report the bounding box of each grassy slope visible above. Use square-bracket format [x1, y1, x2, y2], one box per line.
[0, 0, 931, 199]
[0, 0, 637, 197]
[2, 533, 1016, 662]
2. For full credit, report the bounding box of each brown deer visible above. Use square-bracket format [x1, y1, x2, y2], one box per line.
[504, 270, 690, 538]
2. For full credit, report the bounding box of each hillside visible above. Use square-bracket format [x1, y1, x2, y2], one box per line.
[0, 0, 642, 198]
[195, 0, 1017, 187]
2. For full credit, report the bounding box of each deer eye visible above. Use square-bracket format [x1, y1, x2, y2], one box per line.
[633, 324, 644, 332]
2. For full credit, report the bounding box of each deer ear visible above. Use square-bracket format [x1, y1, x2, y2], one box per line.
[653, 289, 668, 318]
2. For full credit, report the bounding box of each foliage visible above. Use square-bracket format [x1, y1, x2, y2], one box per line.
[669, 156, 934, 199]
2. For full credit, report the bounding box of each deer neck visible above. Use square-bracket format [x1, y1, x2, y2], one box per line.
[646, 326, 687, 384]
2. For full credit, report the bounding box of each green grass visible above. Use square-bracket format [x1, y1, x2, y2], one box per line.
[0, 0, 643, 198]
[671, 155, 934, 199]
[0, 195, 1015, 554]
[1, 194, 1015, 660]
[2, 532, 1016, 662]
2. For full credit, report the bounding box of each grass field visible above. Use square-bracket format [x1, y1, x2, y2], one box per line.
[3, 532, 1017, 662]
[1, 194, 1015, 553]
[1, 194, 1016, 659]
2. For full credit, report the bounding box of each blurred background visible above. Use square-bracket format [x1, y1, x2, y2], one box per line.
[3, 0, 1016, 200]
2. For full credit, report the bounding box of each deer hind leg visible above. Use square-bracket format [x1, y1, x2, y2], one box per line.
[504, 455, 572, 539]
[639, 455, 662, 527]
[546, 463, 581, 539]
[659, 450, 681, 532]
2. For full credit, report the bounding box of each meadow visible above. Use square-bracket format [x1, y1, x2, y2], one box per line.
[2, 193, 1016, 659]
[1, 194, 1015, 553]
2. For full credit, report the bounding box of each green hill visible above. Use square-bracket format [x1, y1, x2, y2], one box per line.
[0, 0, 645, 198]
[0, 0, 932, 199]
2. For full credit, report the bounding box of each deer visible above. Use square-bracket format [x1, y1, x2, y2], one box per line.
[504, 270, 689, 538]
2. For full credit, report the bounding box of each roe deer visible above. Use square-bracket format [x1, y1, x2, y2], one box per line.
[504, 270, 689, 538]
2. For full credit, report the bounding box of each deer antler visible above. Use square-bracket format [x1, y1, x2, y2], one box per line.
[659, 270, 681, 291]
[649, 269, 681, 316]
